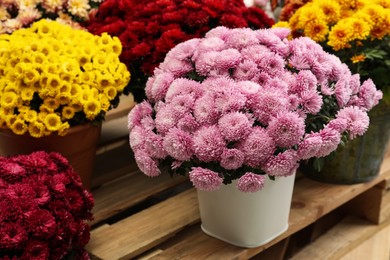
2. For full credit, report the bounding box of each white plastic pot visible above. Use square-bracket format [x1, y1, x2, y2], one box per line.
[197, 172, 296, 248]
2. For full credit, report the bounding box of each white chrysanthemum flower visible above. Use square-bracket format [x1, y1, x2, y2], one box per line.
[3, 19, 22, 33]
[19, 0, 41, 9]
[67, 0, 90, 19]
[42, 0, 64, 13]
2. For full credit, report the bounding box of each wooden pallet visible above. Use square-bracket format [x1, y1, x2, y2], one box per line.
[89, 108, 390, 259]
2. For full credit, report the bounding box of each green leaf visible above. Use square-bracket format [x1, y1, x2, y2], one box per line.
[313, 158, 325, 172]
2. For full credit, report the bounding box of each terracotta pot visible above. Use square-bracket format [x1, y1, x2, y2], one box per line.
[0, 123, 101, 189]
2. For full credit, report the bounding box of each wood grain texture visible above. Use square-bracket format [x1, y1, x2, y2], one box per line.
[340, 224, 390, 260]
[87, 189, 199, 260]
[290, 216, 390, 260]
[90, 172, 188, 226]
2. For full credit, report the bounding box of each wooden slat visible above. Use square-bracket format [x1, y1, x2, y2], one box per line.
[345, 181, 390, 225]
[90, 172, 188, 226]
[92, 143, 137, 189]
[290, 216, 390, 260]
[87, 189, 199, 260]
[148, 158, 390, 259]
[339, 224, 390, 260]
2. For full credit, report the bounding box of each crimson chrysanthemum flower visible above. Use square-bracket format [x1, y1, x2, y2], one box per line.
[0, 151, 94, 259]
[85, 0, 275, 101]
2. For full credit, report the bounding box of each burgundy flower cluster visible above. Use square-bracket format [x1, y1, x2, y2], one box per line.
[0, 151, 94, 260]
[85, 0, 275, 101]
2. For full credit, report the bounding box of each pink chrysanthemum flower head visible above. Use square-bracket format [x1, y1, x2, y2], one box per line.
[237, 172, 265, 192]
[335, 106, 370, 139]
[163, 128, 193, 161]
[218, 112, 251, 142]
[267, 112, 305, 148]
[189, 167, 223, 191]
[220, 148, 245, 170]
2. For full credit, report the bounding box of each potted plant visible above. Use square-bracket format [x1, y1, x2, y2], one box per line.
[128, 26, 382, 247]
[0, 0, 102, 33]
[0, 19, 131, 188]
[275, 0, 390, 183]
[0, 151, 94, 260]
[85, 0, 275, 102]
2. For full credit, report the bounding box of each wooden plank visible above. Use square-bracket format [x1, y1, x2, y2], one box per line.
[148, 158, 390, 259]
[87, 189, 200, 260]
[92, 143, 138, 189]
[251, 238, 290, 260]
[90, 171, 188, 226]
[340, 224, 390, 260]
[290, 216, 390, 260]
[345, 177, 390, 224]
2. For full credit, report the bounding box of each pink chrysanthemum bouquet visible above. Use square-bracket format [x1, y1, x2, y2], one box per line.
[128, 26, 382, 192]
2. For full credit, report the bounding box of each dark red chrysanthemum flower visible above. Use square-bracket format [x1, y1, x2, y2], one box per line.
[28, 209, 56, 238]
[0, 222, 28, 250]
[21, 240, 49, 260]
[85, 0, 275, 102]
[0, 162, 27, 183]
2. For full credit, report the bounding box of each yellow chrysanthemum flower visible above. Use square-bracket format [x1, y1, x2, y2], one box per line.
[43, 97, 60, 110]
[78, 88, 92, 103]
[5, 114, 17, 127]
[78, 71, 95, 85]
[3, 82, 18, 93]
[61, 106, 76, 120]
[56, 92, 71, 105]
[23, 68, 40, 84]
[1, 91, 18, 109]
[92, 53, 109, 70]
[32, 53, 47, 65]
[10, 118, 27, 135]
[304, 19, 329, 42]
[59, 83, 71, 94]
[96, 72, 114, 91]
[78, 52, 90, 67]
[28, 121, 46, 138]
[273, 21, 291, 29]
[104, 86, 117, 101]
[315, 0, 341, 24]
[40, 104, 55, 113]
[95, 32, 112, 47]
[373, 0, 390, 8]
[57, 122, 70, 136]
[351, 54, 366, 63]
[343, 17, 371, 41]
[46, 74, 62, 89]
[83, 99, 101, 120]
[21, 88, 35, 101]
[23, 110, 38, 122]
[37, 42, 52, 56]
[43, 113, 62, 131]
[296, 4, 327, 28]
[111, 37, 122, 55]
[328, 21, 353, 50]
[69, 101, 83, 112]
[99, 94, 110, 111]
[0, 20, 131, 136]
[31, 19, 53, 36]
